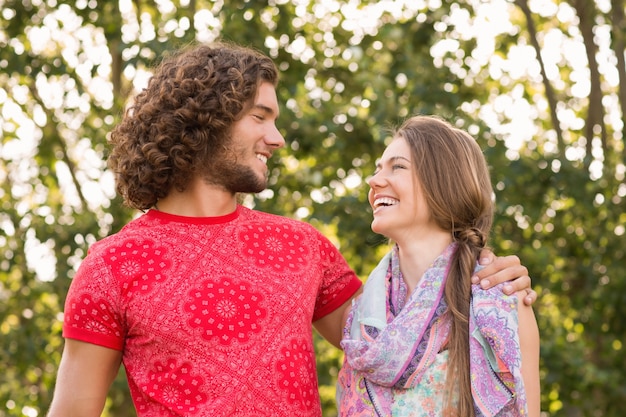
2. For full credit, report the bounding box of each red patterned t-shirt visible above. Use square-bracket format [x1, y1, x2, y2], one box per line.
[63, 206, 362, 416]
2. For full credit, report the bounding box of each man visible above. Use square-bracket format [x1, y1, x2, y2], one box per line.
[48, 42, 534, 417]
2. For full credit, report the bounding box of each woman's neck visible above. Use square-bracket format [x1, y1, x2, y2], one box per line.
[396, 230, 452, 295]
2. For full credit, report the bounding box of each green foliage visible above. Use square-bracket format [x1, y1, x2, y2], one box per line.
[1, 0, 624, 416]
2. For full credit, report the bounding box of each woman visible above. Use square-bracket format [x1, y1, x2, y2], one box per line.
[337, 115, 540, 416]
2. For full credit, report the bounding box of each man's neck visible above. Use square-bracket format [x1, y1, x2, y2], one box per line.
[155, 178, 238, 217]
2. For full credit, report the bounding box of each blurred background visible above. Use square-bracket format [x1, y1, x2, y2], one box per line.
[0, 0, 624, 415]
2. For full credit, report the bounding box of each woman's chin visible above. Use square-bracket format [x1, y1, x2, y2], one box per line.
[370, 221, 387, 236]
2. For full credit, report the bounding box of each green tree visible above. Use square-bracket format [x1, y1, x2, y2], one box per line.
[1, 1, 624, 416]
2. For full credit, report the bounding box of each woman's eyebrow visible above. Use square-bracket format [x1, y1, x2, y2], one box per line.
[375, 156, 411, 169]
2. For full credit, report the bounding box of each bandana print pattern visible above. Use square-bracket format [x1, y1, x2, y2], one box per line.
[104, 239, 172, 298]
[141, 358, 207, 414]
[276, 338, 319, 412]
[239, 223, 309, 272]
[64, 294, 122, 340]
[184, 277, 268, 345]
[62, 207, 362, 416]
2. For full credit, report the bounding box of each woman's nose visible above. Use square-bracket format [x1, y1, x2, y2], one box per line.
[367, 171, 384, 188]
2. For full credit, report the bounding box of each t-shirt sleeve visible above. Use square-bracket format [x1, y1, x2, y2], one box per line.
[62, 250, 125, 351]
[312, 233, 362, 321]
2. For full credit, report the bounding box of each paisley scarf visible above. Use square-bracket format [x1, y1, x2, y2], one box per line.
[339, 243, 528, 416]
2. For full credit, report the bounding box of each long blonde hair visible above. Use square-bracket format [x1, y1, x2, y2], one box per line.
[395, 115, 493, 416]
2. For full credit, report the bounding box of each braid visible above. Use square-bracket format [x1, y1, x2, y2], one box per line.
[443, 226, 488, 416]
[443, 239, 478, 416]
[454, 227, 486, 248]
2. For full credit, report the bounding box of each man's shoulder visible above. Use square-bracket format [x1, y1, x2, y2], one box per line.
[241, 206, 316, 230]
[87, 213, 154, 253]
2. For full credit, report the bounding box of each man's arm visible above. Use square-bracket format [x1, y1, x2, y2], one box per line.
[47, 339, 122, 417]
[313, 287, 363, 349]
[316, 252, 536, 348]
[473, 250, 537, 306]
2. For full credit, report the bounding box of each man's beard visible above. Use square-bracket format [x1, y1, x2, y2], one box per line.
[201, 157, 268, 194]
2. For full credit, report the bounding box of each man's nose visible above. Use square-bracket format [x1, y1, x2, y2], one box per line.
[266, 124, 285, 148]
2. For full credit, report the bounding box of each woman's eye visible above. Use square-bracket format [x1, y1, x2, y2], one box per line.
[392, 164, 406, 170]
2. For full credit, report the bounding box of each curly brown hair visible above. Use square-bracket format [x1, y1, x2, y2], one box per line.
[107, 42, 279, 210]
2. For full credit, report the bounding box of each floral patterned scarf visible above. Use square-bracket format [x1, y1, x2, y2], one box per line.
[339, 243, 528, 416]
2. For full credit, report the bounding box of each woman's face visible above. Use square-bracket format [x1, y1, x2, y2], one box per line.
[367, 137, 434, 241]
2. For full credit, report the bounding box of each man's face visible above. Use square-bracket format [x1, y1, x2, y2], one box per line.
[202, 82, 285, 193]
